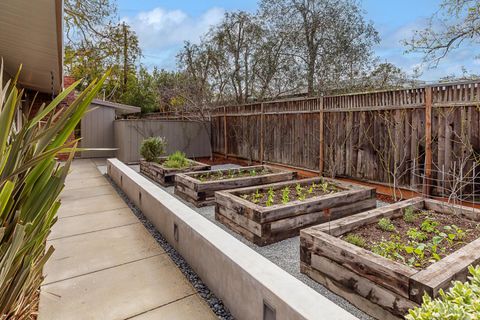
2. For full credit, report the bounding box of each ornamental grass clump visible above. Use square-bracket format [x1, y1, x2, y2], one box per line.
[140, 137, 166, 162]
[0, 61, 108, 318]
[406, 265, 480, 320]
[164, 151, 189, 168]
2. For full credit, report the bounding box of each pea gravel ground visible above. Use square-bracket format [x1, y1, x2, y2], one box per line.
[124, 163, 378, 320]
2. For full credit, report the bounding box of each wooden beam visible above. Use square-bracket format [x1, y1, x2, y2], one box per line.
[223, 106, 228, 159]
[319, 96, 324, 175]
[260, 103, 265, 163]
[424, 87, 432, 196]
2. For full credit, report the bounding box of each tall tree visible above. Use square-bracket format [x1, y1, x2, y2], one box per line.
[260, 0, 379, 95]
[64, 0, 141, 102]
[404, 0, 480, 66]
[208, 11, 264, 103]
[64, 0, 117, 46]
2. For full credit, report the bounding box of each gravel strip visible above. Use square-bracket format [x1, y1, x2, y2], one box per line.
[105, 175, 233, 320]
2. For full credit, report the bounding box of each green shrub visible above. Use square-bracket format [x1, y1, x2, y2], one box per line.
[163, 151, 189, 168]
[0, 63, 108, 318]
[406, 265, 480, 320]
[344, 234, 367, 248]
[377, 218, 396, 232]
[140, 137, 166, 162]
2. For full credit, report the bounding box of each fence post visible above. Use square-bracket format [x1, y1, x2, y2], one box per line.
[224, 106, 228, 159]
[424, 86, 433, 196]
[319, 96, 324, 176]
[260, 103, 265, 164]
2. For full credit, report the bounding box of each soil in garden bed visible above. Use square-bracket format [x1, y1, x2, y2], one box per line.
[236, 180, 343, 207]
[193, 167, 273, 182]
[376, 193, 396, 203]
[155, 159, 196, 169]
[343, 209, 480, 270]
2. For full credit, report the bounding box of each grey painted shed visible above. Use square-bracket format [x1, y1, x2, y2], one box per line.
[80, 99, 140, 158]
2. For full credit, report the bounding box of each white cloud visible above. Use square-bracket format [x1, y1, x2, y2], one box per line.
[124, 7, 225, 51]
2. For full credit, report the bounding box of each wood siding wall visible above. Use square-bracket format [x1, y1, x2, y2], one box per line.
[80, 105, 116, 158]
[211, 81, 480, 194]
[114, 119, 211, 163]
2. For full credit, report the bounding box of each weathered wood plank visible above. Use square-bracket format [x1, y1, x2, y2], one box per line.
[315, 198, 425, 236]
[301, 263, 405, 320]
[270, 198, 376, 234]
[301, 228, 417, 298]
[174, 165, 296, 207]
[140, 159, 210, 187]
[410, 236, 480, 304]
[311, 254, 418, 317]
[424, 198, 480, 221]
[216, 177, 376, 245]
[261, 188, 374, 223]
[216, 206, 263, 236]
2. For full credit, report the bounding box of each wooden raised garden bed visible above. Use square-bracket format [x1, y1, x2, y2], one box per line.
[215, 177, 376, 246]
[300, 197, 480, 320]
[175, 165, 297, 207]
[140, 158, 210, 187]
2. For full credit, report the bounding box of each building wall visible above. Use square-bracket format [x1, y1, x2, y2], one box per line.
[80, 104, 116, 158]
[114, 119, 211, 163]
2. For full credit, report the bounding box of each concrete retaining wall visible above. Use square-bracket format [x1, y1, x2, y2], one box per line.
[107, 158, 358, 320]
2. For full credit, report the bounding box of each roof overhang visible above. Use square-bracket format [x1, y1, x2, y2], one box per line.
[91, 99, 141, 115]
[0, 0, 63, 94]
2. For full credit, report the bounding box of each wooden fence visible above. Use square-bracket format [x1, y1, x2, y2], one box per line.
[211, 80, 480, 197]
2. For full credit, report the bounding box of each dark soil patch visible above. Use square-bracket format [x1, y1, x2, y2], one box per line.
[237, 180, 343, 207]
[193, 168, 273, 182]
[344, 209, 480, 269]
[376, 193, 396, 203]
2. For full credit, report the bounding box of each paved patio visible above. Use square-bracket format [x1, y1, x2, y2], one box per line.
[39, 159, 216, 320]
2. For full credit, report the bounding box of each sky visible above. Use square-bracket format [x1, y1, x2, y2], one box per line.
[117, 0, 479, 82]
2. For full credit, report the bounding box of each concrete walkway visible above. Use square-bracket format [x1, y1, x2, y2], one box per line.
[39, 159, 216, 320]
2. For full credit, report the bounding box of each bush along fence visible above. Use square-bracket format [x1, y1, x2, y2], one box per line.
[211, 80, 480, 201]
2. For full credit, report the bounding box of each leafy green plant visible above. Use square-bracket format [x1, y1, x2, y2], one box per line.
[407, 228, 428, 242]
[281, 186, 290, 204]
[320, 181, 329, 193]
[450, 225, 466, 241]
[295, 183, 303, 195]
[140, 136, 166, 162]
[344, 234, 366, 248]
[406, 265, 480, 320]
[250, 169, 257, 176]
[377, 218, 396, 232]
[403, 206, 417, 223]
[295, 183, 306, 200]
[0, 63, 108, 318]
[307, 185, 314, 194]
[163, 151, 189, 168]
[251, 189, 263, 204]
[420, 218, 439, 233]
[372, 237, 405, 262]
[266, 187, 275, 206]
